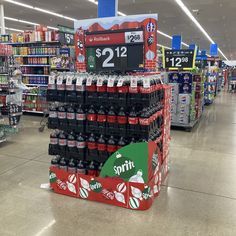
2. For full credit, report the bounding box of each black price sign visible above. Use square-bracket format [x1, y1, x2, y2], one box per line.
[163, 49, 196, 70]
[86, 45, 144, 72]
[59, 32, 75, 46]
[85, 29, 144, 72]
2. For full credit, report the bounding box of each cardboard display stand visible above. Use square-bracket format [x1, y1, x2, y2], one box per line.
[48, 14, 171, 210]
[50, 141, 169, 210]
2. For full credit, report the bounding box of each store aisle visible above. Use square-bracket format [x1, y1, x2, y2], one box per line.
[0, 92, 236, 236]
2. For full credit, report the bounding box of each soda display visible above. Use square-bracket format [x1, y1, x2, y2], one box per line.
[48, 73, 167, 181]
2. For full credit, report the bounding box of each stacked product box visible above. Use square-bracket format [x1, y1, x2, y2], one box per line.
[169, 72, 197, 125]
[47, 73, 171, 210]
[193, 74, 204, 119]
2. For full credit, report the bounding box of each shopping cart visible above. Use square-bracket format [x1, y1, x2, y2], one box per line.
[228, 76, 236, 93]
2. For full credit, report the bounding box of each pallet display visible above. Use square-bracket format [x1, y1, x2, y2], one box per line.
[48, 14, 171, 210]
[169, 72, 201, 129]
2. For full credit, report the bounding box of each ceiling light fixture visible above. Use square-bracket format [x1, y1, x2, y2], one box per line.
[4, 16, 59, 30]
[5, 27, 24, 32]
[4, 0, 76, 21]
[175, 0, 228, 60]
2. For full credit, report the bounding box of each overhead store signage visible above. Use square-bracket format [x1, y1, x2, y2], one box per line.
[57, 25, 75, 46]
[74, 14, 158, 73]
[163, 49, 197, 70]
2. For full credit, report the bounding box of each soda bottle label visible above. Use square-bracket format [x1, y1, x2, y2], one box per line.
[139, 118, 150, 126]
[87, 114, 97, 121]
[77, 168, 86, 175]
[76, 113, 86, 120]
[117, 78, 124, 87]
[49, 111, 57, 118]
[48, 76, 55, 84]
[58, 112, 66, 119]
[59, 139, 67, 146]
[97, 114, 107, 122]
[98, 143, 106, 151]
[68, 140, 76, 147]
[68, 167, 76, 174]
[128, 117, 139, 125]
[107, 115, 116, 123]
[77, 141, 86, 149]
[117, 116, 127, 124]
[107, 145, 117, 153]
[50, 137, 58, 145]
[76, 85, 85, 92]
[87, 142, 97, 150]
[67, 112, 75, 120]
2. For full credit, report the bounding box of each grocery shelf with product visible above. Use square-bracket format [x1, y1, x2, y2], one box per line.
[5, 26, 75, 113]
[0, 44, 22, 142]
[168, 71, 204, 130]
[48, 14, 171, 210]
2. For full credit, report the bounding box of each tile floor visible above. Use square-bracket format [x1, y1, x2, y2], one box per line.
[0, 91, 236, 236]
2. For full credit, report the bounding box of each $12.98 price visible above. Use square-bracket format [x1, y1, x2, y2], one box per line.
[96, 46, 127, 68]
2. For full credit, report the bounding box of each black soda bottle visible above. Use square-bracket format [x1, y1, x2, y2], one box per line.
[77, 160, 86, 175]
[87, 161, 97, 176]
[87, 133, 97, 158]
[50, 155, 60, 169]
[97, 105, 107, 124]
[107, 135, 117, 157]
[59, 157, 67, 171]
[128, 107, 139, 131]
[97, 134, 107, 160]
[68, 159, 77, 173]
[57, 105, 67, 129]
[67, 106, 76, 130]
[107, 106, 117, 124]
[58, 131, 67, 155]
[76, 133, 86, 159]
[87, 105, 97, 121]
[117, 136, 127, 149]
[67, 132, 77, 154]
[49, 130, 59, 155]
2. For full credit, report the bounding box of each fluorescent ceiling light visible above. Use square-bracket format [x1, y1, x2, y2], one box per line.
[4, 0, 33, 9]
[175, 0, 228, 60]
[4, 0, 76, 21]
[157, 30, 172, 39]
[5, 16, 58, 30]
[87, 0, 98, 5]
[5, 27, 24, 32]
[117, 11, 126, 16]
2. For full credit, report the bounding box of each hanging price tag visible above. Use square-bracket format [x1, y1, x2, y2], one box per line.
[48, 76, 55, 84]
[86, 77, 92, 86]
[97, 76, 104, 87]
[107, 77, 115, 87]
[143, 78, 150, 88]
[66, 75, 73, 85]
[130, 77, 137, 88]
[57, 76, 63, 85]
[76, 76, 83, 86]
[117, 78, 124, 87]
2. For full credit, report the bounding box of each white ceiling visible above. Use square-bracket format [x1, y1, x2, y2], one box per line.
[1, 0, 234, 59]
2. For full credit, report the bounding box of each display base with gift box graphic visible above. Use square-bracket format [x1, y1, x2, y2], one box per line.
[50, 141, 169, 210]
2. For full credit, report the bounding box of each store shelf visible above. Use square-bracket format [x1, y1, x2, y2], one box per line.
[7, 41, 60, 45]
[22, 74, 50, 77]
[25, 84, 48, 87]
[51, 67, 70, 71]
[20, 65, 51, 67]
[0, 73, 8, 75]
[14, 55, 56, 57]
[23, 110, 44, 114]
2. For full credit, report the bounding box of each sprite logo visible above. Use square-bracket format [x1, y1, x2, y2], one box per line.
[90, 179, 102, 193]
[113, 152, 136, 179]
